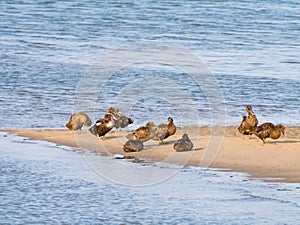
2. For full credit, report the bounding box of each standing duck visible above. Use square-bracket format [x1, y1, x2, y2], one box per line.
[252, 122, 285, 144]
[89, 114, 115, 139]
[152, 117, 177, 144]
[173, 133, 193, 152]
[238, 105, 258, 136]
[107, 107, 134, 130]
[65, 112, 92, 131]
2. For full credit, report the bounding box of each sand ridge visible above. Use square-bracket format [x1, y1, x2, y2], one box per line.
[1, 126, 300, 183]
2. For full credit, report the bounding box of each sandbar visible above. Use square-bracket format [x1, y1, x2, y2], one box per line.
[1, 126, 300, 183]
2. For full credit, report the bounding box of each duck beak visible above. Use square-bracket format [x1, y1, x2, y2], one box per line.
[282, 130, 285, 135]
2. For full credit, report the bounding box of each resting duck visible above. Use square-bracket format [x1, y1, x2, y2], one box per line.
[173, 133, 193, 152]
[152, 117, 176, 144]
[238, 105, 258, 136]
[65, 112, 92, 131]
[126, 121, 157, 142]
[123, 139, 144, 152]
[107, 107, 134, 130]
[252, 122, 285, 144]
[89, 114, 115, 139]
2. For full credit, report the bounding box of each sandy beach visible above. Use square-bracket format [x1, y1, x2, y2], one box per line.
[1, 126, 299, 183]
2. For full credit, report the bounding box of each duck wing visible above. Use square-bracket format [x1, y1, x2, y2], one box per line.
[239, 118, 257, 135]
[134, 126, 155, 142]
[123, 140, 143, 152]
[119, 115, 134, 128]
[174, 139, 193, 152]
[259, 122, 275, 130]
[66, 114, 84, 130]
[112, 112, 134, 128]
[252, 123, 273, 142]
[96, 123, 113, 137]
[166, 123, 176, 137]
[91, 117, 114, 137]
[152, 124, 167, 141]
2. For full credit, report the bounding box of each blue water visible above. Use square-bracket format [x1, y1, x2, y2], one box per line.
[1, 133, 300, 224]
[1, 1, 300, 223]
[0, 0, 299, 128]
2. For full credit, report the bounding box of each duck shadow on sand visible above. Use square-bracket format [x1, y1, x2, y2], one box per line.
[192, 147, 204, 151]
[142, 143, 204, 152]
[269, 139, 300, 144]
[142, 140, 178, 148]
[106, 135, 123, 139]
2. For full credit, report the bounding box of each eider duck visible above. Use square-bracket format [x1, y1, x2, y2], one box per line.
[152, 117, 176, 144]
[65, 112, 92, 131]
[252, 122, 285, 144]
[173, 133, 193, 152]
[126, 121, 157, 142]
[89, 114, 115, 139]
[123, 139, 144, 152]
[238, 105, 258, 136]
[107, 107, 134, 130]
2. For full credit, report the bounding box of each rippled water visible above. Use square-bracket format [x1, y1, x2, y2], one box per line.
[1, 133, 300, 224]
[0, 1, 300, 223]
[0, 0, 299, 128]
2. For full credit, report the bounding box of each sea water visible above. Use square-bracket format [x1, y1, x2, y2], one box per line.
[0, 0, 299, 128]
[1, 133, 300, 224]
[0, 1, 300, 223]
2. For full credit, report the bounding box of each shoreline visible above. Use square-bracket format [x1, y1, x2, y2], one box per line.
[1, 126, 300, 183]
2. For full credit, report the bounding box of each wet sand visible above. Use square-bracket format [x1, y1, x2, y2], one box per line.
[1, 126, 300, 183]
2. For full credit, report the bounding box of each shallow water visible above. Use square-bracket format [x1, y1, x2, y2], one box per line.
[0, 1, 300, 223]
[1, 133, 300, 224]
[0, 0, 299, 128]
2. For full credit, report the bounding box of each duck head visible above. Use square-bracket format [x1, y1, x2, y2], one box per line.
[167, 117, 173, 125]
[182, 133, 190, 141]
[107, 107, 118, 114]
[246, 105, 256, 116]
[246, 105, 253, 112]
[276, 124, 285, 135]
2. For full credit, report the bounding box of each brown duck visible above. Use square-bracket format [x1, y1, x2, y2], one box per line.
[89, 114, 115, 139]
[238, 105, 258, 136]
[65, 112, 92, 131]
[107, 107, 134, 130]
[152, 117, 176, 144]
[252, 122, 285, 144]
[173, 133, 193, 152]
[126, 121, 157, 142]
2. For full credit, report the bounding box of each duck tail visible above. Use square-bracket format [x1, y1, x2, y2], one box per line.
[89, 125, 98, 136]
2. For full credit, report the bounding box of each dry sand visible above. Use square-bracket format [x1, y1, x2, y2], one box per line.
[1, 126, 300, 183]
